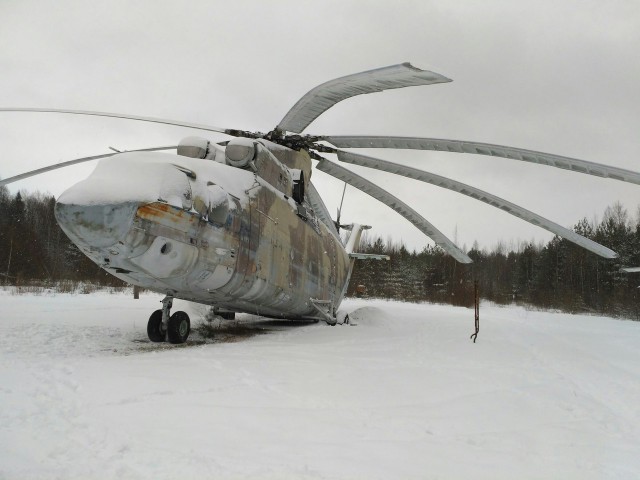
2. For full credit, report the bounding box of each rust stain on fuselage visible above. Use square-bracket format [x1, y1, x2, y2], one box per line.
[137, 202, 194, 226]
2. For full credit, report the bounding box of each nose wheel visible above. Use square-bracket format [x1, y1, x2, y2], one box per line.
[167, 311, 190, 344]
[147, 295, 190, 344]
[147, 310, 165, 342]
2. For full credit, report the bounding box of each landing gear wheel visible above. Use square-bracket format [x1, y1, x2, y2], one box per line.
[147, 309, 164, 342]
[168, 311, 190, 344]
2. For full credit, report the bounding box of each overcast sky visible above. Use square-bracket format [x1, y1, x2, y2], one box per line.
[1, 0, 639, 253]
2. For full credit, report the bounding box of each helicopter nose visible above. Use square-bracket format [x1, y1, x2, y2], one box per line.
[52, 151, 194, 249]
[54, 201, 139, 248]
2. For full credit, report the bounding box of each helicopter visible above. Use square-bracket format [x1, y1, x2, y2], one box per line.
[1, 62, 637, 344]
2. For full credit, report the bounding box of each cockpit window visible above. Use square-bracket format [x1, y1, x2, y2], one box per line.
[207, 184, 230, 225]
[158, 167, 193, 210]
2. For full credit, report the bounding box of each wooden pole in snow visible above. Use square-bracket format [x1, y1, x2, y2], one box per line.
[471, 280, 479, 343]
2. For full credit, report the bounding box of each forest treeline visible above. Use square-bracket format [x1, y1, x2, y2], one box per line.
[2, 185, 640, 318]
[350, 202, 640, 319]
[0, 186, 123, 285]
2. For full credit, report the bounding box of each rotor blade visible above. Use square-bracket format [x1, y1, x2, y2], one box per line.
[0, 146, 176, 187]
[323, 136, 640, 185]
[338, 151, 618, 259]
[277, 63, 451, 134]
[0, 108, 234, 135]
[315, 158, 472, 264]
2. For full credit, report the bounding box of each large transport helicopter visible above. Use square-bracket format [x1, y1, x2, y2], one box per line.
[1, 62, 636, 343]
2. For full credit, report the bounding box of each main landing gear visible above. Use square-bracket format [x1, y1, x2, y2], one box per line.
[309, 298, 351, 326]
[147, 295, 191, 344]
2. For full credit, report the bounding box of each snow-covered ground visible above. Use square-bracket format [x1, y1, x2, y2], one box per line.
[0, 289, 639, 479]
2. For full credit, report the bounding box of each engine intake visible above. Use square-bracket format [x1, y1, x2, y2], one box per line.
[225, 138, 256, 168]
[177, 136, 210, 159]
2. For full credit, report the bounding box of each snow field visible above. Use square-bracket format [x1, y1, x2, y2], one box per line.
[0, 290, 639, 479]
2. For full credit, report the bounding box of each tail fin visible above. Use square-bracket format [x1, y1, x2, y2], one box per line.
[340, 224, 390, 301]
[344, 223, 369, 255]
[344, 223, 390, 260]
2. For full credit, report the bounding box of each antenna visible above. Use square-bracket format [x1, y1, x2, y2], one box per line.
[336, 182, 348, 232]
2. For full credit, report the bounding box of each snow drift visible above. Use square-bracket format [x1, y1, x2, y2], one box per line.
[0, 290, 638, 479]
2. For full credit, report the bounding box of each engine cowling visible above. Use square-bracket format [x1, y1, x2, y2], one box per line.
[225, 139, 294, 198]
[178, 136, 210, 159]
[178, 136, 225, 163]
[224, 138, 256, 168]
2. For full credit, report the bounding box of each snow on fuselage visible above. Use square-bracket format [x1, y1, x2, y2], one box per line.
[54, 151, 350, 319]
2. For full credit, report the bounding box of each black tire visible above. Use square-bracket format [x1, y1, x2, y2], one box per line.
[168, 311, 190, 344]
[147, 309, 165, 342]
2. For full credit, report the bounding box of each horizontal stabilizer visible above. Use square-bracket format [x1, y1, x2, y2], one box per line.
[621, 267, 640, 273]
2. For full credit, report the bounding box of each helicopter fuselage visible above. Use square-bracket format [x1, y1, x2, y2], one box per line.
[54, 143, 352, 320]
